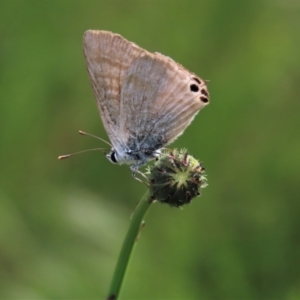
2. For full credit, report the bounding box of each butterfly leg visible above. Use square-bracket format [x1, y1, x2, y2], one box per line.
[130, 165, 149, 186]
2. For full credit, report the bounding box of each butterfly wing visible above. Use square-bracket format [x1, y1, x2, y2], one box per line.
[120, 52, 209, 151]
[83, 30, 145, 151]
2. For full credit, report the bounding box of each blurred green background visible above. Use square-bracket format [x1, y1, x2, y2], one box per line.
[1, 1, 300, 299]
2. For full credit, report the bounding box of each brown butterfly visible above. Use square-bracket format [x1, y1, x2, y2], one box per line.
[83, 30, 209, 172]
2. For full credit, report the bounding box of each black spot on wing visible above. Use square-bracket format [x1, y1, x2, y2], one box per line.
[200, 96, 209, 103]
[190, 84, 199, 92]
[201, 89, 208, 96]
[193, 77, 201, 84]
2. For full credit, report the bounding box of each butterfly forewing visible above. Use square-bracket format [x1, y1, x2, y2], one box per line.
[83, 30, 145, 151]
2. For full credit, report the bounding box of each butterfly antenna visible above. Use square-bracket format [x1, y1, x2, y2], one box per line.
[58, 148, 108, 160]
[78, 130, 112, 147]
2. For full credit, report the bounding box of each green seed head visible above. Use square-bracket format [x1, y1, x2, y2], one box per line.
[147, 149, 208, 207]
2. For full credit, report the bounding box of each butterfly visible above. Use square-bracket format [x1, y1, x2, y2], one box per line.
[83, 30, 209, 173]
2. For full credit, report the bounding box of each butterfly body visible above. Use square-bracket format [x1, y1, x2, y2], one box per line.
[83, 30, 209, 169]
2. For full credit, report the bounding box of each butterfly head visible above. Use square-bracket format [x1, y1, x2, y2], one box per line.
[105, 148, 137, 165]
[106, 146, 161, 168]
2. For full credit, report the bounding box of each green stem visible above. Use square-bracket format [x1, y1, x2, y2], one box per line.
[106, 190, 153, 300]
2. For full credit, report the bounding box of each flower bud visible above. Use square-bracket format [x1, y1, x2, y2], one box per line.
[147, 149, 207, 207]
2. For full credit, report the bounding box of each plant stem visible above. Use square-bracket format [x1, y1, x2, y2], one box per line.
[106, 190, 153, 300]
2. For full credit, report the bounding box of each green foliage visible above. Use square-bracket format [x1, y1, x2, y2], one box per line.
[1, 0, 299, 299]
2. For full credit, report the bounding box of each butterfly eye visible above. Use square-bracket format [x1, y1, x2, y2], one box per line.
[110, 151, 118, 163]
[190, 84, 199, 92]
[106, 150, 118, 164]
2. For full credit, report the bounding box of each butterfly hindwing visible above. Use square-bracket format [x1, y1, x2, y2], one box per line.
[120, 51, 209, 150]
